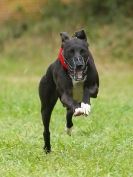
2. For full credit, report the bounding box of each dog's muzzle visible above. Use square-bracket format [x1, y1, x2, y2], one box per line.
[65, 57, 88, 81]
[58, 48, 88, 81]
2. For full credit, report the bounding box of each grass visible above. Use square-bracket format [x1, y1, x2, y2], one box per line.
[0, 51, 133, 177]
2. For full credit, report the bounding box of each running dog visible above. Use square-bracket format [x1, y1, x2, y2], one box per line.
[39, 30, 99, 153]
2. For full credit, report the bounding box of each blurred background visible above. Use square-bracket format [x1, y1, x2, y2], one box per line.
[0, 0, 132, 77]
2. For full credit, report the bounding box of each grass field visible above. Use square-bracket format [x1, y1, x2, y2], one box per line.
[0, 49, 133, 177]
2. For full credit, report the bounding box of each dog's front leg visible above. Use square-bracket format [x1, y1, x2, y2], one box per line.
[81, 87, 91, 116]
[56, 72, 84, 116]
[61, 92, 83, 135]
[66, 108, 73, 136]
[61, 92, 84, 116]
[61, 92, 79, 112]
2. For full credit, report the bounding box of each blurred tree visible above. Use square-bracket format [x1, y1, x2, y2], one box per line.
[80, 0, 133, 19]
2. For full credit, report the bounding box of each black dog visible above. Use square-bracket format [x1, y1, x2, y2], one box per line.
[39, 30, 99, 153]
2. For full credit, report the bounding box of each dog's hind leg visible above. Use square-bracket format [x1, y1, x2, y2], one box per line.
[66, 108, 73, 136]
[39, 77, 58, 153]
[41, 100, 57, 153]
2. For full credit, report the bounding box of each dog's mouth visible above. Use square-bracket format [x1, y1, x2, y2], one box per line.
[74, 70, 83, 81]
[67, 62, 88, 81]
[68, 67, 87, 81]
[64, 57, 88, 81]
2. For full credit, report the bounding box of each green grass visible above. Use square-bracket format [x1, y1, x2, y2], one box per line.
[0, 56, 133, 177]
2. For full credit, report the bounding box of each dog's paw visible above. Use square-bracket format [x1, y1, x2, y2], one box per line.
[81, 102, 91, 116]
[44, 146, 51, 154]
[65, 127, 73, 136]
[74, 107, 84, 116]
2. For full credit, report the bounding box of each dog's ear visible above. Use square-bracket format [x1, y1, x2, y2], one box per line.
[74, 30, 87, 41]
[60, 32, 70, 47]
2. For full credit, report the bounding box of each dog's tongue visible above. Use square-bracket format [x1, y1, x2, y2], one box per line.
[76, 71, 83, 79]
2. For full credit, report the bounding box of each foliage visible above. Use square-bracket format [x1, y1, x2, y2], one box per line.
[80, 0, 133, 21]
[39, 0, 133, 23]
[0, 1, 132, 63]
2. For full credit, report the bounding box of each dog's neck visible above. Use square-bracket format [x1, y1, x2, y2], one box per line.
[58, 48, 68, 70]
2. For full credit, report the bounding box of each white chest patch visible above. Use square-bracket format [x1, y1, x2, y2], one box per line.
[72, 80, 84, 102]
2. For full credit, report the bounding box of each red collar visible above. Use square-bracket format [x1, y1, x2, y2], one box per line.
[58, 48, 68, 70]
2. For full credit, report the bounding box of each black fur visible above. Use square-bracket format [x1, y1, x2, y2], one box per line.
[39, 30, 99, 153]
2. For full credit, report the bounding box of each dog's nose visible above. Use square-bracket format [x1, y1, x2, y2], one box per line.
[73, 56, 84, 69]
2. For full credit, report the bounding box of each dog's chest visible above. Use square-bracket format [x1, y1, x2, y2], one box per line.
[72, 80, 84, 102]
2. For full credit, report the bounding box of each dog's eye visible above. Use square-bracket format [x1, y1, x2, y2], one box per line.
[69, 49, 74, 55]
[80, 49, 86, 55]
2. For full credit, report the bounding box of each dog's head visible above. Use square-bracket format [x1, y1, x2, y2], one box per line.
[60, 30, 90, 81]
